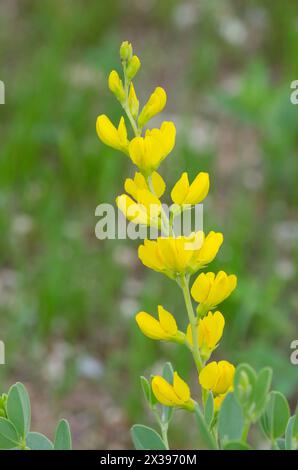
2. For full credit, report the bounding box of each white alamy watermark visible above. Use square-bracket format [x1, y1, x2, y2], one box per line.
[290, 80, 298, 104]
[0, 341, 5, 364]
[0, 80, 5, 104]
[290, 340, 298, 365]
[95, 203, 203, 248]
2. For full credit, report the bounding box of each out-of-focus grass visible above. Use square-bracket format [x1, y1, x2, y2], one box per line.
[0, 0, 297, 448]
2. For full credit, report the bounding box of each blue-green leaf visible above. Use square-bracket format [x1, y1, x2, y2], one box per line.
[223, 440, 252, 450]
[194, 404, 217, 450]
[26, 432, 54, 450]
[131, 424, 167, 450]
[218, 393, 244, 444]
[261, 391, 290, 440]
[54, 419, 72, 450]
[6, 382, 31, 439]
[0, 418, 20, 449]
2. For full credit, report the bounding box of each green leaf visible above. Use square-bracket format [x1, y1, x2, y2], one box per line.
[218, 393, 244, 444]
[140, 376, 157, 408]
[131, 425, 167, 450]
[194, 404, 217, 450]
[6, 382, 31, 439]
[54, 419, 72, 450]
[293, 405, 298, 440]
[253, 368, 272, 419]
[204, 391, 214, 427]
[161, 362, 174, 423]
[285, 416, 295, 450]
[0, 418, 20, 449]
[261, 391, 290, 440]
[276, 438, 285, 450]
[223, 440, 252, 450]
[26, 432, 54, 450]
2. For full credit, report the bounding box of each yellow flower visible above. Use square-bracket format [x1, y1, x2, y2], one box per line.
[152, 371, 195, 410]
[138, 87, 167, 128]
[128, 83, 139, 120]
[199, 360, 235, 396]
[138, 231, 223, 279]
[124, 171, 166, 200]
[116, 190, 161, 227]
[116, 171, 166, 227]
[135, 305, 184, 342]
[191, 271, 237, 312]
[171, 172, 210, 205]
[128, 122, 176, 174]
[186, 311, 225, 360]
[108, 70, 125, 103]
[96, 115, 129, 154]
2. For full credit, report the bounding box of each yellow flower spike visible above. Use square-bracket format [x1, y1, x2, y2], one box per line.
[126, 55, 141, 80]
[138, 87, 167, 128]
[128, 121, 176, 174]
[138, 231, 223, 279]
[108, 70, 125, 103]
[186, 311, 225, 360]
[128, 83, 139, 120]
[151, 372, 195, 410]
[199, 360, 235, 396]
[191, 271, 237, 312]
[96, 115, 129, 154]
[171, 172, 210, 205]
[135, 305, 185, 343]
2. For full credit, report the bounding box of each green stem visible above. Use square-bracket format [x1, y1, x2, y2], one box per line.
[153, 409, 169, 450]
[160, 422, 169, 450]
[122, 61, 141, 137]
[179, 274, 203, 372]
[241, 420, 251, 442]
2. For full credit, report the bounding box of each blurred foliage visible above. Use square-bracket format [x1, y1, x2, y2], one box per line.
[0, 0, 297, 448]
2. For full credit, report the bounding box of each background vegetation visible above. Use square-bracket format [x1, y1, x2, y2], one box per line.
[0, 0, 297, 448]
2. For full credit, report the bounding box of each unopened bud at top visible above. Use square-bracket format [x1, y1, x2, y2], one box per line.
[120, 41, 133, 62]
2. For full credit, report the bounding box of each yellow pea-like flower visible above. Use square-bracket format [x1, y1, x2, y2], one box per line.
[191, 271, 237, 311]
[108, 70, 125, 103]
[151, 371, 195, 410]
[138, 231, 223, 279]
[186, 311, 225, 360]
[117, 171, 166, 227]
[116, 189, 161, 227]
[199, 360, 235, 396]
[171, 172, 210, 205]
[136, 305, 184, 343]
[128, 121, 176, 174]
[96, 115, 129, 154]
[138, 87, 167, 128]
[128, 83, 139, 120]
[124, 171, 166, 200]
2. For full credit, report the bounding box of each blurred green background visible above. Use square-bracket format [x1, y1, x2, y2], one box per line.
[0, 0, 297, 449]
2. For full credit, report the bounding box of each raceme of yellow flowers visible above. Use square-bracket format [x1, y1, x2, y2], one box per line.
[96, 41, 237, 423]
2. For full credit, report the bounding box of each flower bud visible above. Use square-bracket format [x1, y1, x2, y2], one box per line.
[128, 83, 139, 119]
[108, 70, 125, 103]
[126, 55, 141, 80]
[120, 41, 133, 62]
